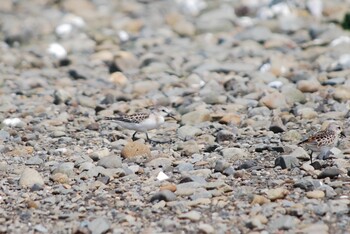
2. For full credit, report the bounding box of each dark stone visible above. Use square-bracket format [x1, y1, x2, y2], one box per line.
[269, 116, 286, 133]
[30, 184, 43, 192]
[204, 143, 220, 152]
[237, 160, 257, 170]
[216, 130, 235, 142]
[255, 144, 268, 152]
[87, 122, 99, 131]
[294, 179, 322, 191]
[310, 161, 323, 170]
[59, 58, 71, 66]
[68, 69, 87, 80]
[179, 177, 193, 184]
[275, 156, 299, 169]
[150, 190, 176, 202]
[318, 167, 343, 179]
[270, 146, 284, 153]
[100, 94, 115, 105]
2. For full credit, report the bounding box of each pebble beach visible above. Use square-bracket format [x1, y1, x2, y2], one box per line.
[0, 0, 350, 233]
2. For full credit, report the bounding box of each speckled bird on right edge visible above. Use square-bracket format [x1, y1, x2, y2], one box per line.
[297, 122, 346, 163]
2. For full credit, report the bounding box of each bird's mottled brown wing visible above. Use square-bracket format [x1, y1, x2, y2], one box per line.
[107, 113, 149, 123]
[298, 130, 331, 147]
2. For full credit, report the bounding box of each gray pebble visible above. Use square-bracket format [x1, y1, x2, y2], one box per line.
[50, 131, 66, 138]
[88, 217, 110, 234]
[97, 155, 122, 169]
[294, 178, 323, 191]
[269, 215, 300, 230]
[19, 168, 44, 188]
[25, 156, 44, 166]
[190, 188, 212, 200]
[177, 125, 202, 140]
[176, 162, 194, 172]
[214, 160, 230, 173]
[274, 156, 299, 169]
[146, 157, 172, 169]
[223, 166, 235, 176]
[52, 162, 75, 177]
[34, 224, 48, 233]
[318, 167, 343, 179]
[221, 147, 249, 161]
[237, 160, 257, 170]
[0, 130, 10, 141]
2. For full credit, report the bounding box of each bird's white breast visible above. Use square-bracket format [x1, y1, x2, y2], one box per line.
[116, 114, 165, 132]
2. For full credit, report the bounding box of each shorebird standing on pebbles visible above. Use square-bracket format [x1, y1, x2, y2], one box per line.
[297, 122, 346, 163]
[105, 106, 176, 143]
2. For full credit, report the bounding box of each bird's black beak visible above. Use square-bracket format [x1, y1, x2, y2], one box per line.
[166, 113, 177, 121]
[340, 131, 346, 138]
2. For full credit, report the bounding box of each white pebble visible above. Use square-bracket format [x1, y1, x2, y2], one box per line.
[55, 148, 68, 154]
[3, 118, 22, 127]
[331, 36, 350, 47]
[55, 23, 73, 37]
[268, 80, 283, 89]
[157, 171, 169, 181]
[64, 14, 85, 28]
[307, 0, 323, 18]
[176, 0, 207, 16]
[271, 3, 291, 16]
[259, 63, 271, 72]
[47, 43, 67, 59]
[338, 54, 350, 69]
[118, 31, 129, 42]
[236, 16, 255, 27]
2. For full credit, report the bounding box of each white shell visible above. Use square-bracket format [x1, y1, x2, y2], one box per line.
[157, 171, 169, 181]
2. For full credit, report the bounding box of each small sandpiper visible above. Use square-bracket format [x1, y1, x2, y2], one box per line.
[297, 122, 345, 163]
[105, 106, 176, 143]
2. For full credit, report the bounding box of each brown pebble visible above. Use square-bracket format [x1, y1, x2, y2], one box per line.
[251, 195, 270, 205]
[51, 173, 69, 184]
[86, 122, 99, 131]
[121, 141, 151, 158]
[160, 184, 177, 192]
[26, 199, 39, 209]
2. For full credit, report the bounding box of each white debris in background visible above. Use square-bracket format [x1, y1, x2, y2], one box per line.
[307, 0, 323, 18]
[338, 54, 350, 69]
[118, 30, 129, 42]
[55, 14, 85, 38]
[258, 2, 291, 19]
[176, 0, 207, 16]
[331, 36, 350, 47]
[268, 80, 283, 89]
[47, 43, 67, 59]
[55, 148, 68, 154]
[271, 2, 291, 16]
[63, 14, 85, 28]
[157, 171, 169, 181]
[236, 17, 255, 28]
[55, 23, 73, 37]
[3, 118, 22, 127]
[260, 63, 271, 72]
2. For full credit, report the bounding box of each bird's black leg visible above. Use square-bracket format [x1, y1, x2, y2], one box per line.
[145, 132, 151, 142]
[309, 150, 313, 164]
[132, 131, 138, 141]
